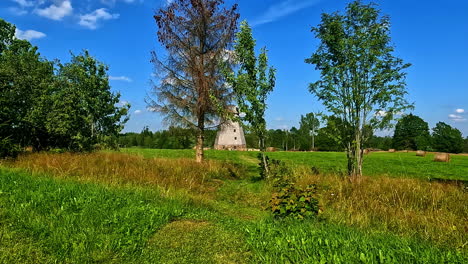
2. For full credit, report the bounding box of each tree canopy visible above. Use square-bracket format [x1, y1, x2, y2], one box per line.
[392, 114, 431, 151]
[306, 0, 412, 177]
[148, 0, 239, 162]
[432, 122, 464, 153]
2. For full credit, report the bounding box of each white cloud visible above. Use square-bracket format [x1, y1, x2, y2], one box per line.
[147, 106, 158, 112]
[252, 0, 321, 26]
[109, 75, 132, 82]
[101, 0, 137, 5]
[449, 114, 466, 122]
[35, 0, 73, 21]
[117, 100, 130, 107]
[11, 0, 34, 7]
[134, 110, 142, 114]
[8, 7, 28, 15]
[375, 110, 387, 117]
[15, 28, 46, 41]
[456, 108, 465, 114]
[79, 8, 119, 29]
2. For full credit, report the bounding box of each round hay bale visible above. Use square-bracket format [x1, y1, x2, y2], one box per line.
[434, 153, 450, 162]
[388, 149, 396, 153]
[416, 150, 426, 157]
[363, 149, 370, 155]
[266, 147, 276, 152]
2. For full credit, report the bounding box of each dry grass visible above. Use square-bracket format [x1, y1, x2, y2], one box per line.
[5, 152, 243, 195]
[296, 171, 468, 249]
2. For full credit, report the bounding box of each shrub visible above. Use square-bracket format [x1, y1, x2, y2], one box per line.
[268, 183, 319, 220]
[0, 137, 21, 158]
[257, 153, 293, 183]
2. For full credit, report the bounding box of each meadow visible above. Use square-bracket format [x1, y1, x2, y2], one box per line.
[0, 149, 467, 263]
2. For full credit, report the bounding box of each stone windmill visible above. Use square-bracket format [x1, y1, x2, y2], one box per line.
[214, 106, 247, 151]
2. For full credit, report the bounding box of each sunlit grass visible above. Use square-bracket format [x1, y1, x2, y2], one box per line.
[1, 150, 467, 263]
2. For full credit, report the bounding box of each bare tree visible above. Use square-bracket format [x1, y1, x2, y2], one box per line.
[148, 0, 239, 162]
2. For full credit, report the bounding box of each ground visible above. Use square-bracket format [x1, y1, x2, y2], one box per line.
[0, 149, 466, 263]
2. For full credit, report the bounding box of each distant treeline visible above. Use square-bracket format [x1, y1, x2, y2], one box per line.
[120, 114, 468, 153]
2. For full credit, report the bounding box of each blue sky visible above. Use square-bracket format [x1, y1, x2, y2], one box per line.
[1, 0, 467, 137]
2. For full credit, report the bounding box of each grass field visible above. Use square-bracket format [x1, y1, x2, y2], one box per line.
[121, 148, 468, 180]
[0, 149, 467, 263]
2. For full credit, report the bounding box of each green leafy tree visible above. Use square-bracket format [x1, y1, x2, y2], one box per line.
[299, 113, 320, 150]
[392, 114, 431, 150]
[0, 19, 55, 154]
[432, 122, 464, 153]
[148, 0, 239, 163]
[306, 1, 412, 178]
[48, 51, 129, 151]
[463, 137, 468, 153]
[225, 20, 276, 177]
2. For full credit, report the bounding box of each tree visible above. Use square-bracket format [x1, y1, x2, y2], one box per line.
[432, 122, 464, 153]
[225, 20, 276, 176]
[463, 137, 468, 153]
[306, 1, 412, 178]
[392, 114, 431, 150]
[48, 51, 129, 151]
[0, 19, 55, 154]
[299, 113, 320, 150]
[148, 0, 239, 163]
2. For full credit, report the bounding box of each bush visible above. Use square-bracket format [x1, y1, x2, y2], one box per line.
[0, 137, 21, 158]
[257, 153, 293, 182]
[268, 183, 319, 220]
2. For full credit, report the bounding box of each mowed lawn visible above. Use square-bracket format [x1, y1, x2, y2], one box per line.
[0, 149, 467, 263]
[121, 148, 468, 181]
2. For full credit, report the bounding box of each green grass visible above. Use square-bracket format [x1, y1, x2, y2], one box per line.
[120, 148, 468, 180]
[1, 166, 466, 263]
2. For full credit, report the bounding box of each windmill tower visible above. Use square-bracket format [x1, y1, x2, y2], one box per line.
[214, 106, 247, 151]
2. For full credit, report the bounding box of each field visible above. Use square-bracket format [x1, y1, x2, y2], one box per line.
[0, 149, 467, 263]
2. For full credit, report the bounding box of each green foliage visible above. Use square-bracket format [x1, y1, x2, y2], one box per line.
[0, 136, 20, 158]
[49, 51, 129, 151]
[393, 114, 431, 150]
[246, 220, 467, 263]
[226, 20, 276, 175]
[432, 122, 464, 153]
[0, 19, 129, 155]
[118, 126, 197, 149]
[299, 112, 320, 150]
[368, 136, 393, 150]
[464, 137, 468, 153]
[306, 1, 412, 176]
[0, 18, 55, 152]
[268, 183, 319, 220]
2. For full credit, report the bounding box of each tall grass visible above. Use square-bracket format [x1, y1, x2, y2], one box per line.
[6, 152, 243, 194]
[295, 171, 468, 249]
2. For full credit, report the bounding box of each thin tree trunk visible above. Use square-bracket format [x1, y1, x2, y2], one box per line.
[348, 131, 363, 181]
[195, 116, 205, 163]
[260, 137, 269, 177]
[196, 129, 204, 163]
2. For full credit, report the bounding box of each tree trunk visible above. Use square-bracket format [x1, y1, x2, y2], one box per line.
[260, 137, 269, 178]
[195, 129, 204, 163]
[312, 132, 315, 151]
[347, 132, 363, 181]
[195, 116, 205, 163]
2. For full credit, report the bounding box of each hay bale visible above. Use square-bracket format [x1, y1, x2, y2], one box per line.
[266, 147, 276, 152]
[388, 149, 396, 153]
[363, 149, 370, 155]
[416, 150, 426, 157]
[434, 153, 450, 162]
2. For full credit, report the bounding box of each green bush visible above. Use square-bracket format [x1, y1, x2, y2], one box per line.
[257, 153, 293, 182]
[0, 137, 21, 158]
[268, 183, 319, 220]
